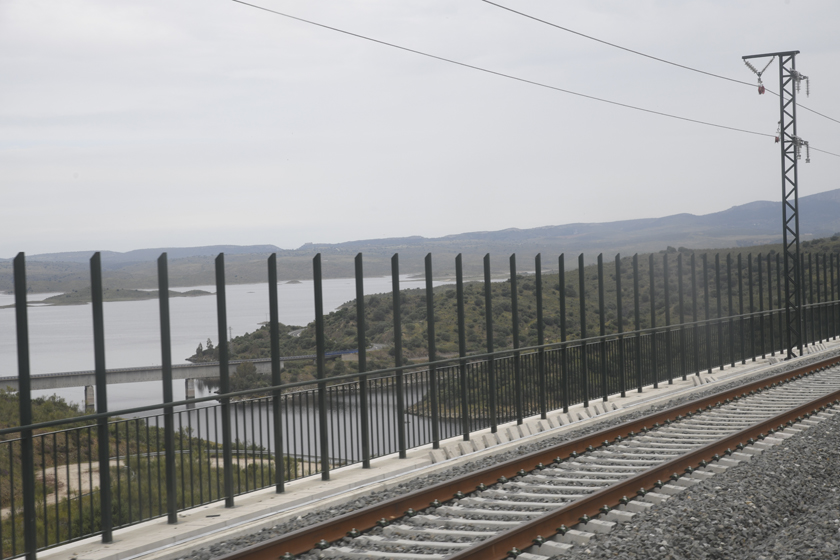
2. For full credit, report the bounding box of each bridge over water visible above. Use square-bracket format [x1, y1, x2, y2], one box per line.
[0, 350, 357, 406]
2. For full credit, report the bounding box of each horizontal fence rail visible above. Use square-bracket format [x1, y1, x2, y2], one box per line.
[2, 248, 837, 559]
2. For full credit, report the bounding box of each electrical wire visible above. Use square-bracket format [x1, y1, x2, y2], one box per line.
[811, 147, 840, 158]
[480, 0, 755, 87]
[232, 0, 772, 138]
[479, 0, 840, 126]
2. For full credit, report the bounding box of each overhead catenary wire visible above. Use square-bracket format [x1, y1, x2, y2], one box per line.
[811, 147, 840, 158]
[232, 1, 840, 158]
[479, 0, 840, 127]
[232, 0, 771, 139]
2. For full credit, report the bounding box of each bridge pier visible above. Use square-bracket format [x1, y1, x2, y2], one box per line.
[84, 385, 95, 412]
[185, 378, 196, 410]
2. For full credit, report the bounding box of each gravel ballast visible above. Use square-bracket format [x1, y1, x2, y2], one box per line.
[561, 409, 840, 559]
[171, 351, 840, 560]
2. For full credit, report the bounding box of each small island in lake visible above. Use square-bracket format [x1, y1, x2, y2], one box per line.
[1, 287, 213, 308]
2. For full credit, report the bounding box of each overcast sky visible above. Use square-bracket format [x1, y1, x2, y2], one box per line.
[2, 0, 839, 258]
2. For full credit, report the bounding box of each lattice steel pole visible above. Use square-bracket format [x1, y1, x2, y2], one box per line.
[743, 50, 807, 359]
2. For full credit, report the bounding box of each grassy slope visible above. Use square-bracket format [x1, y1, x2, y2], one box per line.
[195, 236, 840, 383]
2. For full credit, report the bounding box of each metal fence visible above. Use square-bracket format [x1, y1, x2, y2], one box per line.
[2, 248, 837, 559]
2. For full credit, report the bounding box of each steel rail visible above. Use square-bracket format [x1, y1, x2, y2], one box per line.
[214, 355, 840, 560]
[449, 384, 840, 559]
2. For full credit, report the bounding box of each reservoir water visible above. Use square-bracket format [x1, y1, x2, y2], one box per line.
[0, 276, 445, 411]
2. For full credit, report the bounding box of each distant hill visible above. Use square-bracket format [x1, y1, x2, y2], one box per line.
[4, 188, 840, 293]
[22, 245, 284, 267]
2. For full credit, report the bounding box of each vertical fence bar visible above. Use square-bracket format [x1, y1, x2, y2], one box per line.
[702, 255, 712, 373]
[801, 253, 809, 346]
[157, 253, 178, 520]
[91, 252, 113, 540]
[820, 253, 826, 342]
[768, 252, 775, 355]
[268, 253, 287, 488]
[579, 254, 589, 405]
[715, 254, 723, 370]
[822, 253, 828, 341]
[484, 254, 497, 431]
[616, 254, 626, 396]
[649, 254, 658, 388]
[692, 253, 699, 376]
[355, 253, 372, 465]
[831, 254, 836, 341]
[663, 253, 672, 384]
[826, 253, 831, 340]
[812, 253, 819, 343]
[677, 253, 686, 380]
[727, 254, 735, 368]
[424, 254, 440, 447]
[633, 254, 642, 392]
[455, 253, 470, 441]
[559, 254, 569, 412]
[215, 254, 235, 504]
[535, 254, 547, 417]
[758, 254, 766, 358]
[313, 254, 330, 480]
[456, 254, 469, 440]
[598, 254, 607, 400]
[748, 254, 756, 361]
[391, 254, 407, 457]
[738, 254, 745, 364]
[777, 253, 783, 354]
[14, 254, 37, 560]
[510, 254, 523, 423]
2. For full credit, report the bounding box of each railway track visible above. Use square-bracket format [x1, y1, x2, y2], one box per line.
[217, 355, 840, 560]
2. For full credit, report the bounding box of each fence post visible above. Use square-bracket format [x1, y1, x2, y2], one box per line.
[703, 254, 712, 373]
[809, 253, 816, 343]
[484, 254, 497, 432]
[715, 254, 724, 370]
[456, 254, 470, 441]
[392, 254, 407, 457]
[801, 253, 809, 347]
[579, 254, 589, 406]
[649, 254, 658, 389]
[748, 254, 756, 361]
[727, 254, 735, 368]
[767, 253, 775, 355]
[633, 254, 642, 392]
[355, 253, 372, 466]
[598, 254, 607, 401]
[510, 254, 523, 424]
[738, 254, 745, 364]
[535, 254, 547, 418]
[215, 254, 236, 502]
[677, 253, 687, 381]
[313, 254, 330, 480]
[14, 254, 37, 559]
[777, 253, 783, 353]
[424, 254, 440, 447]
[758, 254, 766, 358]
[615, 254, 626, 396]
[559, 254, 569, 412]
[831, 253, 836, 340]
[268, 254, 287, 488]
[822, 254, 828, 341]
[691, 253, 699, 376]
[90, 252, 114, 540]
[663, 253, 673, 384]
[157, 254, 179, 518]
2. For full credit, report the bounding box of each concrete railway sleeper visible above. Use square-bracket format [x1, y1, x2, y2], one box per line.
[215, 355, 840, 560]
